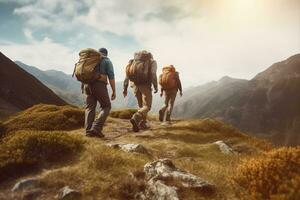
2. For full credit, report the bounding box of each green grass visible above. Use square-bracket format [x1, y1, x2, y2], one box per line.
[2, 104, 84, 134]
[0, 107, 282, 200]
[0, 130, 82, 182]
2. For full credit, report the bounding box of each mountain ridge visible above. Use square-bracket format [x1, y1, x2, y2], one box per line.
[174, 54, 300, 146]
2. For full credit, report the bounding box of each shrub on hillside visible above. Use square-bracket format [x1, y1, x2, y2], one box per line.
[3, 104, 84, 133]
[0, 130, 82, 182]
[232, 147, 300, 200]
[110, 109, 137, 119]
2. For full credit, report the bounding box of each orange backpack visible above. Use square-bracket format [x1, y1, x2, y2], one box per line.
[159, 65, 177, 90]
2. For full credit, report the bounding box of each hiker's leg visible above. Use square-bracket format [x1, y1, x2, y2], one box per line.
[90, 82, 111, 133]
[159, 93, 170, 122]
[133, 85, 152, 125]
[85, 94, 97, 132]
[135, 90, 143, 109]
[166, 91, 177, 121]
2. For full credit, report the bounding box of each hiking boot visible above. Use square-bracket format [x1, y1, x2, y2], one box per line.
[166, 113, 171, 122]
[140, 121, 150, 130]
[86, 130, 104, 138]
[130, 118, 140, 132]
[159, 110, 164, 122]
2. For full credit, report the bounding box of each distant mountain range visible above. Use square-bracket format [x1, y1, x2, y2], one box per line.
[0, 52, 66, 119]
[173, 54, 300, 146]
[15, 61, 84, 106]
[15, 61, 138, 109]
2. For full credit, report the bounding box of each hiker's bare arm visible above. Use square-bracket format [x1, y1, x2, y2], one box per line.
[160, 88, 164, 97]
[109, 79, 116, 100]
[151, 60, 158, 93]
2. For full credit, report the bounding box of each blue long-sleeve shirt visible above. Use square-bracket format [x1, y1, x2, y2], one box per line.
[96, 57, 115, 80]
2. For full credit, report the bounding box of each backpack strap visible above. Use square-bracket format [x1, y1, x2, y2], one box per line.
[72, 63, 77, 77]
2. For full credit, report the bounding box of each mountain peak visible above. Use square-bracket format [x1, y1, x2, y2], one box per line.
[219, 76, 233, 82]
[253, 54, 300, 82]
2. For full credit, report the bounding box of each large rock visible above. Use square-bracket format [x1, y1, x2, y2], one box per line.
[214, 140, 236, 154]
[138, 159, 215, 199]
[107, 143, 148, 154]
[12, 178, 40, 192]
[144, 159, 214, 191]
[56, 186, 81, 200]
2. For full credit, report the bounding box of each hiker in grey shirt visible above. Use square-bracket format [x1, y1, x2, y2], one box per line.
[84, 48, 116, 138]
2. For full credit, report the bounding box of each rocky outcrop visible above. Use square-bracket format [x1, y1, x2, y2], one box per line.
[214, 140, 236, 154]
[107, 143, 148, 154]
[144, 159, 214, 191]
[136, 159, 215, 200]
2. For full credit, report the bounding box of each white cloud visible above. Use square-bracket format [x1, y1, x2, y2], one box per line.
[2, 0, 300, 86]
[0, 36, 77, 73]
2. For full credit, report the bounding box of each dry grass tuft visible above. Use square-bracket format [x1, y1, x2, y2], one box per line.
[110, 109, 137, 119]
[232, 147, 300, 200]
[2, 104, 84, 134]
[113, 172, 146, 200]
[0, 130, 82, 182]
[41, 140, 149, 199]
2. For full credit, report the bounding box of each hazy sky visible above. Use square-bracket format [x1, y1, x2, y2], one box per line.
[0, 0, 299, 86]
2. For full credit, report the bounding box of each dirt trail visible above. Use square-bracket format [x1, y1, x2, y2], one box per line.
[70, 118, 163, 142]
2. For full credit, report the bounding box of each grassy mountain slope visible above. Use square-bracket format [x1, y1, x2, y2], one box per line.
[1, 105, 298, 200]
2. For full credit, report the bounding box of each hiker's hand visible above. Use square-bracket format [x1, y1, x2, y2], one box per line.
[154, 88, 158, 94]
[111, 92, 116, 100]
[180, 92, 183, 97]
[123, 90, 128, 98]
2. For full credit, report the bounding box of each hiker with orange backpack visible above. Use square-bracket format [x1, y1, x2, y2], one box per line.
[73, 48, 116, 138]
[159, 65, 182, 123]
[123, 50, 158, 132]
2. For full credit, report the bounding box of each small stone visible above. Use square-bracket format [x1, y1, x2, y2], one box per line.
[12, 178, 40, 192]
[56, 186, 81, 200]
[214, 140, 236, 154]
